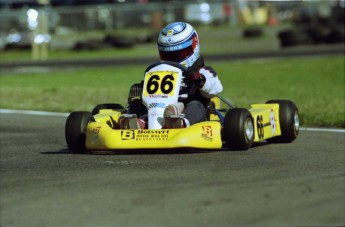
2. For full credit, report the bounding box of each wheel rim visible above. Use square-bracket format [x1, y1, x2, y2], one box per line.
[294, 110, 300, 133]
[245, 118, 254, 141]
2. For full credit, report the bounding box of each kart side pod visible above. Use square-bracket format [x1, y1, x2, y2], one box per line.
[222, 100, 299, 150]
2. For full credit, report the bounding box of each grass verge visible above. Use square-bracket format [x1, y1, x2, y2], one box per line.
[0, 56, 344, 127]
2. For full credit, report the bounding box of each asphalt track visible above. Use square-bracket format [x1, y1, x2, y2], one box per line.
[1, 46, 345, 226]
[1, 112, 344, 227]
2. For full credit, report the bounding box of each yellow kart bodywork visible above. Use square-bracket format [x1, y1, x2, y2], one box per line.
[65, 95, 299, 152]
[85, 116, 222, 150]
[83, 100, 282, 151]
[249, 103, 282, 142]
[210, 97, 283, 142]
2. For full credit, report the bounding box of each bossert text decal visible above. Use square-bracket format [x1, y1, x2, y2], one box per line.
[121, 130, 170, 141]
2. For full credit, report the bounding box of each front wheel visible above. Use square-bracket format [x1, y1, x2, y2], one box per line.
[223, 108, 254, 151]
[266, 100, 299, 143]
[65, 111, 94, 153]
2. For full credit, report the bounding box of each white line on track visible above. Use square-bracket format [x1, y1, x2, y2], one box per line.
[0, 109, 69, 117]
[1, 109, 344, 133]
[299, 127, 345, 133]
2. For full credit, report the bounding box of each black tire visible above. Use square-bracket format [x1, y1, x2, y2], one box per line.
[278, 29, 300, 47]
[223, 108, 254, 151]
[65, 111, 94, 153]
[103, 35, 135, 48]
[243, 27, 263, 38]
[305, 25, 332, 44]
[325, 26, 344, 44]
[91, 103, 126, 115]
[266, 100, 299, 143]
[72, 40, 103, 51]
[278, 29, 311, 48]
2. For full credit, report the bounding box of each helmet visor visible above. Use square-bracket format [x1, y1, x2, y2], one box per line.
[159, 45, 194, 62]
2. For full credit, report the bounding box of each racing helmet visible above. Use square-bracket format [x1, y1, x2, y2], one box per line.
[157, 22, 200, 68]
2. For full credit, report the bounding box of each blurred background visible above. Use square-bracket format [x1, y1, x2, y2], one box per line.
[0, 0, 344, 60]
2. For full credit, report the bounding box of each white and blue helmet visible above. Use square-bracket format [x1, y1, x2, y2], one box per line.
[157, 22, 200, 68]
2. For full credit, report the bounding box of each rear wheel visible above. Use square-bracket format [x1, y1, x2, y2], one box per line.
[223, 108, 254, 151]
[266, 100, 299, 143]
[65, 111, 94, 153]
[91, 103, 126, 115]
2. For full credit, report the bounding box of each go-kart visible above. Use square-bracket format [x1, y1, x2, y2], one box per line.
[65, 61, 299, 153]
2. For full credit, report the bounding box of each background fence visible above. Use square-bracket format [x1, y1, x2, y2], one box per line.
[0, 0, 344, 53]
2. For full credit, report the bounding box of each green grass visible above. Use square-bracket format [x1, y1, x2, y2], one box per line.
[215, 56, 344, 127]
[0, 56, 344, 128]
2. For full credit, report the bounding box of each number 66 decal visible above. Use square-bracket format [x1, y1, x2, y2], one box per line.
[144, 71, 178, 96]
[147, 74, 174, 94]
[257, 115, 264, 140]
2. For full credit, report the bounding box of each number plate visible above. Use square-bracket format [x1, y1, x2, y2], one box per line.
[143, 71, 178, 97]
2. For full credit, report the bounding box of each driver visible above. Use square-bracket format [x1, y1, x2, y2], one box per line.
[158, 22, 223, 128]
[122, 22, 223, 129]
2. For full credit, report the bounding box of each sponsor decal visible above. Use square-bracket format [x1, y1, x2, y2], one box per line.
[149, 94, 169, 98]
[92, 126, 101, 144]
[136, 130, 170, 141]
[201, 126, 213, 141]
[121, 130, 135, 140]
[121, 130, 170, 141]
[167, 29, 174, 36]
[149, 109, 159, 117]
[158, 41, 192, 52]
[163, 22, 186, 35]
[148, 102, 166, 109]
[270, 109, 276, 136]
[137, 130, 169, 135]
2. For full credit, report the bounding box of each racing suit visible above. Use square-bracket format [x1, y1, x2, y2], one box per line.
[179, 56, 223, 125]
[127, 56, 223, 126]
